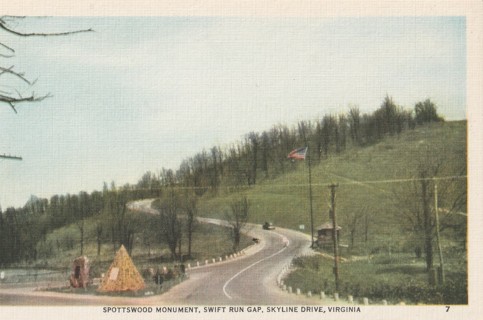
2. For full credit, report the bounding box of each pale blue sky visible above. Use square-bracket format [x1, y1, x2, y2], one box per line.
[0, 16, 466, 207]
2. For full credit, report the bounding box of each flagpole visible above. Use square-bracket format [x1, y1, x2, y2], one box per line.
[288, 146, 315, 248]
[307, 146, 315, 248]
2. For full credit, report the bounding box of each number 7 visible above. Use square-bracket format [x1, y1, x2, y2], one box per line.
[445, 306, 450, 312]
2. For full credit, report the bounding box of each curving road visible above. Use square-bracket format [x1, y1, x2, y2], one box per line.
[130, 199, 317, 305]
[0, 199, 319, 305]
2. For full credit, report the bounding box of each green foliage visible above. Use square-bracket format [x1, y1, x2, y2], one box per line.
[285, 253, 467, 304]
[23, 210, 252, 273]
[415, 99, 444, 124]
[440, 275, 468, 304]
[197, 121, 466, 262]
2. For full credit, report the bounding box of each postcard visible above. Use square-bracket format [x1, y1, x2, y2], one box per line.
[0, 1, 481, 319]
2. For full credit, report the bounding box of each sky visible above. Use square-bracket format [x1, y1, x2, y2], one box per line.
[0, 16, 466, 208]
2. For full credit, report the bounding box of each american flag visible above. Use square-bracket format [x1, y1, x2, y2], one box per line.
[287, 147, 307, 160]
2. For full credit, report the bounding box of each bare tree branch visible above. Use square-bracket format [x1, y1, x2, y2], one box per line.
[8, 101, 17, 113]
[0, 16, 92, 112]
[0, 93, 52, 112]
[0, 66, 32, 84]
[0, 93, 51, 102]
[0, 19, 93, 37]
[0, 41, 15, 53]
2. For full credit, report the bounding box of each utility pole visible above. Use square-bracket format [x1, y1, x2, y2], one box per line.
[0, 154, 22, 161]
[434, 183, 445, 284]
[307, 146, 315, 248]
[329, 183, 340, 292]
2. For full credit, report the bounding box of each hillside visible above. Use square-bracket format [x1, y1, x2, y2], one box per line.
[197, 120, 467, 253]
[5, 120, 466, 273]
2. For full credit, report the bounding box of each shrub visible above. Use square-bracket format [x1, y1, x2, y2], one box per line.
[284, 255, 467, 305]
[441, 276, 468, 304]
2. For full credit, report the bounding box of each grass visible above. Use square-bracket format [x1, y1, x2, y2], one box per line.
[197, 121, 467, 253]
[33, 216, 253, 279]
[284, 252, 467, 304]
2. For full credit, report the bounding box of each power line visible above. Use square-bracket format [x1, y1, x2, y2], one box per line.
[335, 175, 467, 186]
[111, 175, 467, 193]
[252, 175, 467, 189]
[165, 175, 468, 188]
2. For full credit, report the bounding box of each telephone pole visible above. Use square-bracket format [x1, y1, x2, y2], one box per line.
[329, 183, 340, 292]
[434, 183, 445, 284]
[0, 154, 22, 161]
[307, 147, 315, 248]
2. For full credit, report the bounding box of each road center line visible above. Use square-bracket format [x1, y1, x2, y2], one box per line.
[222, 232, 290, 300]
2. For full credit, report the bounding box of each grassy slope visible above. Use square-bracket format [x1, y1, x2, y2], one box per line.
[37, 212, 253, 274]
[198, 121, 467, 251]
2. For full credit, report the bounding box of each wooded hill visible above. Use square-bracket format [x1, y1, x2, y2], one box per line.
[0, 96, 466, 269]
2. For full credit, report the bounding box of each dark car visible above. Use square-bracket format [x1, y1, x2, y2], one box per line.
[262, 222, 275, 230]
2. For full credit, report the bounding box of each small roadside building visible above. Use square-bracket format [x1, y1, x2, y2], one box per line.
[69, 256, 90, 288]
[316, 222, 342, 246]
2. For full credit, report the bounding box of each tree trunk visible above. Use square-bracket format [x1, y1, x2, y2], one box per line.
[80, 227, 84, 255]
[111, 226, 116, 252]
[187, 218, 193, 258]
[96, 225, 103, 256]
[178, 238, 182, 261]
[421, 179, 434, 272]
[233, 230, 240, 252]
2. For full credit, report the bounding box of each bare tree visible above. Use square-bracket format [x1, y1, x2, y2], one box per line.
[248, 132, 259, 185]
[157, 190, 183, 260]
[260, 132, 270, 178]
[393, 158, 441, 272]
[226, 196, 250, 252]
[346, 207, 367, 249]
[96, 222, 103, 256]
[338, 114, 347, 152]
[348, 105, 362, 146]
[105, 188, 135, 254]
[0, 16, 92, 112]
[210, 146, 221, 193]
[320, 115, 335, 158]
[184, 193, 198, 259]
[76, 191, 90, 255]
[393, 148, 466, 275]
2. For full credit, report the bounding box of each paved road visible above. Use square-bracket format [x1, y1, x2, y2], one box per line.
[133, 199, 317, 305]
[154, 225, 315, 305]
[0, 199, 319, 305]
